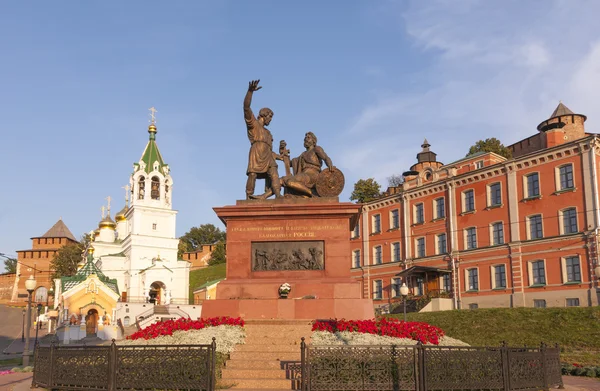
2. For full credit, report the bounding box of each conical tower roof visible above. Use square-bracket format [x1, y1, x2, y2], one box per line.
[550, 102, 574, 118]
[33, 219, 77, 241]
[538, 101, 587, 131]
[135, 123, 169, 175]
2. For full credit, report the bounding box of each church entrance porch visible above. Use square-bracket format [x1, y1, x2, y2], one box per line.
[85, 309, 99, 336]
[149, 281, 166, 305]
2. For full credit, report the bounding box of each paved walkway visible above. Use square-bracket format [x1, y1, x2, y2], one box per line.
[563, 376, 600, 391]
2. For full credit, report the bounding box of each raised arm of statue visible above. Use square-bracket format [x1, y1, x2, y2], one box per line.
[244, 80, 262, 123]
[315, 146, 334, 171]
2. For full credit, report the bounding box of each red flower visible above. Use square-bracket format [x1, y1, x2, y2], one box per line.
[127, 316, 245, 341]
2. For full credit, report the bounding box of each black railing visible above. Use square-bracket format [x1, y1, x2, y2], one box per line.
[32, 339, 217, 391]
[299, 340, 562, 391]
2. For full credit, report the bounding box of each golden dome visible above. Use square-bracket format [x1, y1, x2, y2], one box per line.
[115, 205, 129, 222]
[94, 228, 100, 236]
[99, 215, 117, 230]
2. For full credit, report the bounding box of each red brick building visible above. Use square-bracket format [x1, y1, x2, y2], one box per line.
[350, 103, 600, 309]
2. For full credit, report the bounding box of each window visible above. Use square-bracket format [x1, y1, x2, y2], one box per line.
[374, 246, 382, 265]
[372, 215, 381, 234]
[463, 190, 475, 212]
[416, 237, 425, 258]
[466, 227, 477, 250]
[138, 176, 145, 200]
[566, 298, 580, 307]
[489, 183, 502, 206]
[442, 274, 451, 292]
[352, 250, 360, 268]
[124, 316, 131, 327]
[467, 269, 479, 291]
[565, 256, 581, 283]
[415, 203, 424, 224]
[373, 280, 383, 299]
[152, 223, 157, 230]
[35, 287, 48, 303]
[562, 208, 578, 234]
[352, 222, 360, 239]
[531, 260, 546, 285]
[492, 222, 504, 245]
[435, 198, 445, 219]
[151, 176, 160, 200]
[559, 164, 574, 190]
[494, 265, 506, 288]
[437, 233, 447, 254]
[534, 299, 546, 308]
[526, 173, 540, 198]
[528, 215, 543, 239]
[391, 278, 401, 297]
[390, 209, 399, 229]
[469, 303, 479, 310]
[391, 242, 401, 262]
[416, 277, 424, 296]
[475, 160, 484, 169]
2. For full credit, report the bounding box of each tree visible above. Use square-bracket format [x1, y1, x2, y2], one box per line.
[3, 257, 16, 274]
[179, 224, 226, 257]
[350, 178, 381, 203]
[466, 138, 512, 159]
[207, 241, 226, 266]
[387, 174, 404, 187]
[50, 234, 90, 279]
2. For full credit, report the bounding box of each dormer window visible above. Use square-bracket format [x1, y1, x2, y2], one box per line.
[138, 176, 146, 200]
[151, 177, 160, 200]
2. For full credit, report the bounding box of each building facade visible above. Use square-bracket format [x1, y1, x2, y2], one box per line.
[350, 103, 600, 309]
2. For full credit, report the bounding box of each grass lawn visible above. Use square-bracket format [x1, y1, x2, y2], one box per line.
[388, 307, 600, 366]
[188, 263, 226, 302]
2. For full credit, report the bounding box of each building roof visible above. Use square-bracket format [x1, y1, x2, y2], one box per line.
[61, 257, 119, 295]
[550, 102, 574, 118]
[34, 219, 77, 241]
[136, 126, 168, 175]
[193, 278, 225, 292]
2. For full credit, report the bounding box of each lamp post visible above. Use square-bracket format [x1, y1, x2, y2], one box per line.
[23, 275, 36, 367]
[21, 309, 25, 342]
[400, 283, 409, 323]
[34, 303, 42, 349]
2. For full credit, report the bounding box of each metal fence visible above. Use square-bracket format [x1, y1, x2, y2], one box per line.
[300, 339, 563, 391]
[32, 339, 217, 391]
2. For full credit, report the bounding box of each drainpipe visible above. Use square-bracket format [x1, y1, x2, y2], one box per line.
[451, 256, 458, 309]
[590, 140, 600, 289]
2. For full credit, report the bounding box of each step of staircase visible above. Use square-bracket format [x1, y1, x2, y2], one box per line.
[236, 344, 303, 352]
[230, 351, 301, 361]
[225, 360, 294, 370]
[227, 378, 297, 389]
[222, 369, 288, 379]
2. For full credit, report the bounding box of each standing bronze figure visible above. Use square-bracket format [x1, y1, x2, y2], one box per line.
[244, 80, 282, 199]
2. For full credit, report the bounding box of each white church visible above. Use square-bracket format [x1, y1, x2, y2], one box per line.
[53, 111, 200, 341]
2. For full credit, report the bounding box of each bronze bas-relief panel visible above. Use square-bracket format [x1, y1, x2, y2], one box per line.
[252, 241, 324, 271]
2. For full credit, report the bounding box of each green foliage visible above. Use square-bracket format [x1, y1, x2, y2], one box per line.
[388, 307, 600, 366]
[466, 137, 512, 159]
[188, 263, 226, 302]
[179, 224, 226, 257]
[3, 257, 17, 274]
[50, 234, 90, 279]
[350, 178, 381, 203]
[207, 241, 226, 266]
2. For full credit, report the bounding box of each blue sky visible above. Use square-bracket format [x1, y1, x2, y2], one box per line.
[2, 0, 600, 271]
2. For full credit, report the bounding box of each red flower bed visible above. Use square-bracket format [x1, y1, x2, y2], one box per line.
[312, 318, 445, 345]
[127, 316, 244, 340]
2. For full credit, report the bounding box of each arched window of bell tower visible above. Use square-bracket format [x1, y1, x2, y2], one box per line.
[151, 176, 160, 200]
[138, 176, 146, 200]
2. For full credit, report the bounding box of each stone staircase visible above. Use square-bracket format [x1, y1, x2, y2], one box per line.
[221, 320, 312, 390]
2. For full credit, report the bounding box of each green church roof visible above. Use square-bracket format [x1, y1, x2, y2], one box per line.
[61, 254, 119, 295]
[135, 125, 169, 175]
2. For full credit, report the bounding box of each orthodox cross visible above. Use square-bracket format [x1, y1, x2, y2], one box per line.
[122, 184, 130, 207]
[105, 196, 112, 215]
[101, 206, 106, 219]
[149, 107, 158, 125]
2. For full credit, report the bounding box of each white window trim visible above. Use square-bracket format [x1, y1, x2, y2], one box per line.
[373, 245, 383, 265]
[464, 227, 477, 250]
[527, 259, 547, 286]
[352, 249, 361, 268]
[525, 214, 544, 240]
[390, 242, 401, 262]
[389, 209, 400, 230]
[555, 163, 576, 191]
[489, 221, 504, 246]
[372, 214, 381, 234]
[415, 237, 426, 258]
[561, 255, 582, 283]
[486, 182, 503, 207]
[475, 160, 484, 169]
[464, 267, 480, 291]
[390, 278, 402, 298]
[522, 171, 541, 199]
[462, 189, 476, 213]
[373, 280, 383, 299]
[433, 197, 445, 219]
[351, 222, 360, 239]
[490, 264, 507, 289]
[558, 207, 578, 235]
[436, 233, 447, 255]
[414, 203, 425, 225]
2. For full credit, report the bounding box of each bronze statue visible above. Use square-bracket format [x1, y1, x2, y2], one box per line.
[244, 80, 282, 199]
[282, 132, 339, 197]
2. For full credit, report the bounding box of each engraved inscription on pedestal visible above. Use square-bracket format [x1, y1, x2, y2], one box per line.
[252, 241, 324, 271]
